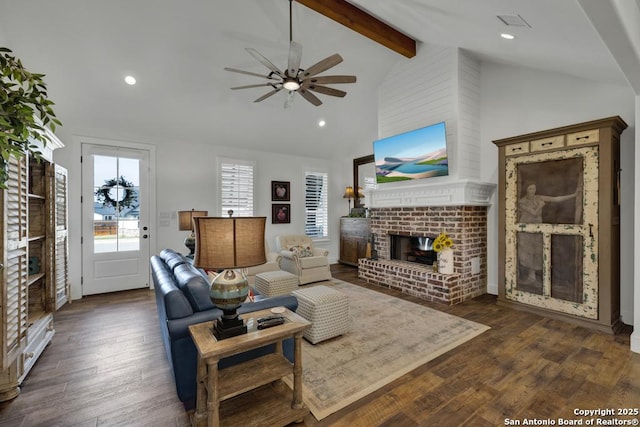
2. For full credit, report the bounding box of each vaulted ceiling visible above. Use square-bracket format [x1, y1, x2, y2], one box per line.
[0, 0, 635, 159]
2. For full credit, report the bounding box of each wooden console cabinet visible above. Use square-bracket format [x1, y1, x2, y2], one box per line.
[339, 217, 370, 266]
[493, 116, 627, 333]
[0, 134, 69, 400]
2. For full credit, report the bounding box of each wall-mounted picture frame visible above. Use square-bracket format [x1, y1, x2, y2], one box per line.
[271, 181, 290, 201]
[272, 204, 290, 224]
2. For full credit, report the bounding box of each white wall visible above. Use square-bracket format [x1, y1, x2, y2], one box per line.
[54, 133, 344, 300]
[479, 62, 636, 325]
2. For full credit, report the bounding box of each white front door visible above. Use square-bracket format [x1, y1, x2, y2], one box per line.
[81, 144, 151, 295]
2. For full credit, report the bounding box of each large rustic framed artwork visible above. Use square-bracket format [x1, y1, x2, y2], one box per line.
[271, 181, 290, 201]
[504, 146, 599, 319]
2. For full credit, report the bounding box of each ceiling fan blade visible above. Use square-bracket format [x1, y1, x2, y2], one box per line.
[246, 48, 284, 77]
[301, 54, 343, 79]
[254, 87, 282, 103]
[287, 41, 302, 77]
[231, 83, 276, 90]
[298, 88, 323, 106]
[304, 75, 356, 85]
[224, 67, 277, 80]
[305, 84, 347, 98]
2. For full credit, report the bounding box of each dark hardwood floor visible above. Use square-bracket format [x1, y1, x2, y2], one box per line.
[1, 264, 638, 426]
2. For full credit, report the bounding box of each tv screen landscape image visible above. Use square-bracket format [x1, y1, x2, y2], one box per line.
[373, 121, 449, 183]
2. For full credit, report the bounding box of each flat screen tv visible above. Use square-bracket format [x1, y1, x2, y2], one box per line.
[373, 121, 448, 184]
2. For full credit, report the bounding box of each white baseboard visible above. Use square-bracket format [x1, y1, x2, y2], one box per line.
[620, 307, 634, 327]
[487, 281, 498, 295]
[631, 332, 640, 354]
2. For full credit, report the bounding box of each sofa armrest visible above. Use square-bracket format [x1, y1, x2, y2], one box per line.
[238, 294, 298, 314]
[312, 248, 329, 257]
[280, 249, 295, 259]
[266, 252, 282, 264]
[280, 250, 301, 265]
[166, 308, 224, 340]
[166, 295, 297, 341]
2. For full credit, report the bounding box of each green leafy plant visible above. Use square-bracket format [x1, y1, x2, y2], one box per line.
[0, 47, 62, 188]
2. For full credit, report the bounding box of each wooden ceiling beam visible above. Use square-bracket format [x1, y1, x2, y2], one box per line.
[295, 0, 417, 58]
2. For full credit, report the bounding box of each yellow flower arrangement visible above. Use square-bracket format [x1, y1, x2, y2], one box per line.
[433, 231, 454, 253]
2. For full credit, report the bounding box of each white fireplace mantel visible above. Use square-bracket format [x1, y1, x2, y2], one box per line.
[365, 179, 496, 208]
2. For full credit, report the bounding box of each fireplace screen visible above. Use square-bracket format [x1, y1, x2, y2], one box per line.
[390, 235, 437, 266]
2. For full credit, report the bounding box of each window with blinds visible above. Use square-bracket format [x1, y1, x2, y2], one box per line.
[304, 171, 328, 238]
[219, 160, 254, 217]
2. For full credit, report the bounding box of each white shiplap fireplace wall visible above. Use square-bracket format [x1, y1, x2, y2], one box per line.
[367, 43, 496, 295]
[378, 43, 483, 184]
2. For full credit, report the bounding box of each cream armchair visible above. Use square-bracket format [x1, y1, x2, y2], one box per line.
[275, 235, 332, 285]
[243, 241, 282, 286]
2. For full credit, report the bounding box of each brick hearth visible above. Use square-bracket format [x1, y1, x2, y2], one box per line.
[358, 206, 488, 305]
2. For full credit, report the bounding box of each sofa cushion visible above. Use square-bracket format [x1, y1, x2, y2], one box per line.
[151, 256, 194, 319]
[299, 255, 329, 269]
[173, 263, 216, 312]
[160, 248, 189, 271]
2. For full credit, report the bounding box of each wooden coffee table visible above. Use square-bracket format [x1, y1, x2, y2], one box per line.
[188, 308, 310, 427]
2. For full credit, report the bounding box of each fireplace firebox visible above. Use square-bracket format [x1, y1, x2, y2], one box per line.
[390, 234, 437, 266]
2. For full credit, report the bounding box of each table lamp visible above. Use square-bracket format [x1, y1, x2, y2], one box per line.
[177, 209, 208, 258]
[342, 186, 355, 216]
[193, 216, 266, 339]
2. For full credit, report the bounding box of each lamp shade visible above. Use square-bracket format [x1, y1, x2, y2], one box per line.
[343, 186, 355, 199]
[357, 186, 365, 199]
[193, 216, 266, 270]
[177, 209, 208, 231]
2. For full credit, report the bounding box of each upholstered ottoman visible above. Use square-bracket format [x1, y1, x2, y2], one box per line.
[254, 270, 299, 297]
[292, 285, 349, 344]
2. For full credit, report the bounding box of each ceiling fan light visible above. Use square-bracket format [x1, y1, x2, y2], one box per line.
[283, 80, 300, 91]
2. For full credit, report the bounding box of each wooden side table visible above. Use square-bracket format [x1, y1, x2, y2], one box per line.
[189, 308, 310, 427]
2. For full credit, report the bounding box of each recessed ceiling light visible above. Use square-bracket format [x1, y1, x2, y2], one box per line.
[318, 120, 326, 127]
[124, 75, 137, 85]
[501, 33, 515, 40]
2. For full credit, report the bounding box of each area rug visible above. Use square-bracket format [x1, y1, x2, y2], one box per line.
[284, 279, 490, 420]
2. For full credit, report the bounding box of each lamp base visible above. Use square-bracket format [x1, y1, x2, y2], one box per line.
[184, 233, 196, 259]
[208, 269, 250, 340]
[213, 315, 247, 340]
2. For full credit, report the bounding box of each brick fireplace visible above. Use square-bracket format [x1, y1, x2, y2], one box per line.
[358, 180, 495, 305]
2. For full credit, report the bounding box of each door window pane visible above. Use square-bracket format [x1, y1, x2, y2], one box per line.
[551, 234, 584, 303]
[516, 231, 543, 295]
[93, 155, 140, 253]
[516, 158, 583, 225]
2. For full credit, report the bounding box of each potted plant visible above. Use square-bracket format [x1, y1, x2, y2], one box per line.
[0, 47, 61, 188]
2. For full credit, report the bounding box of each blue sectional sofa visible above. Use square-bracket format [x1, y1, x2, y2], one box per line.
[151, 248, 298, 409]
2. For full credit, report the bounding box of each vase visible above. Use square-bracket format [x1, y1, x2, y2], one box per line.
[437, 248, 454, 274]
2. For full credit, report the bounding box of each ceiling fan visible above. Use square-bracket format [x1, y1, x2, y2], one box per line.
[224, 0, 356, 107]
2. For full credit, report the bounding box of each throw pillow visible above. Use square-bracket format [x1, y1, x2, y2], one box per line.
[288, 245, 313, 258]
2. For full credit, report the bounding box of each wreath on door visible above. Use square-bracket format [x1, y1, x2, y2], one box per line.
[95, 176, 136, 212]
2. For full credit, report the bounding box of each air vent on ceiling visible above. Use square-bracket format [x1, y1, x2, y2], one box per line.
[497, 14, 531, 28]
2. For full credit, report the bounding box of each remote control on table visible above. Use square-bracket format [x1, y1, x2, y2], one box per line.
[257, 315, 283, 323]
[257, 317, 285, 329]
